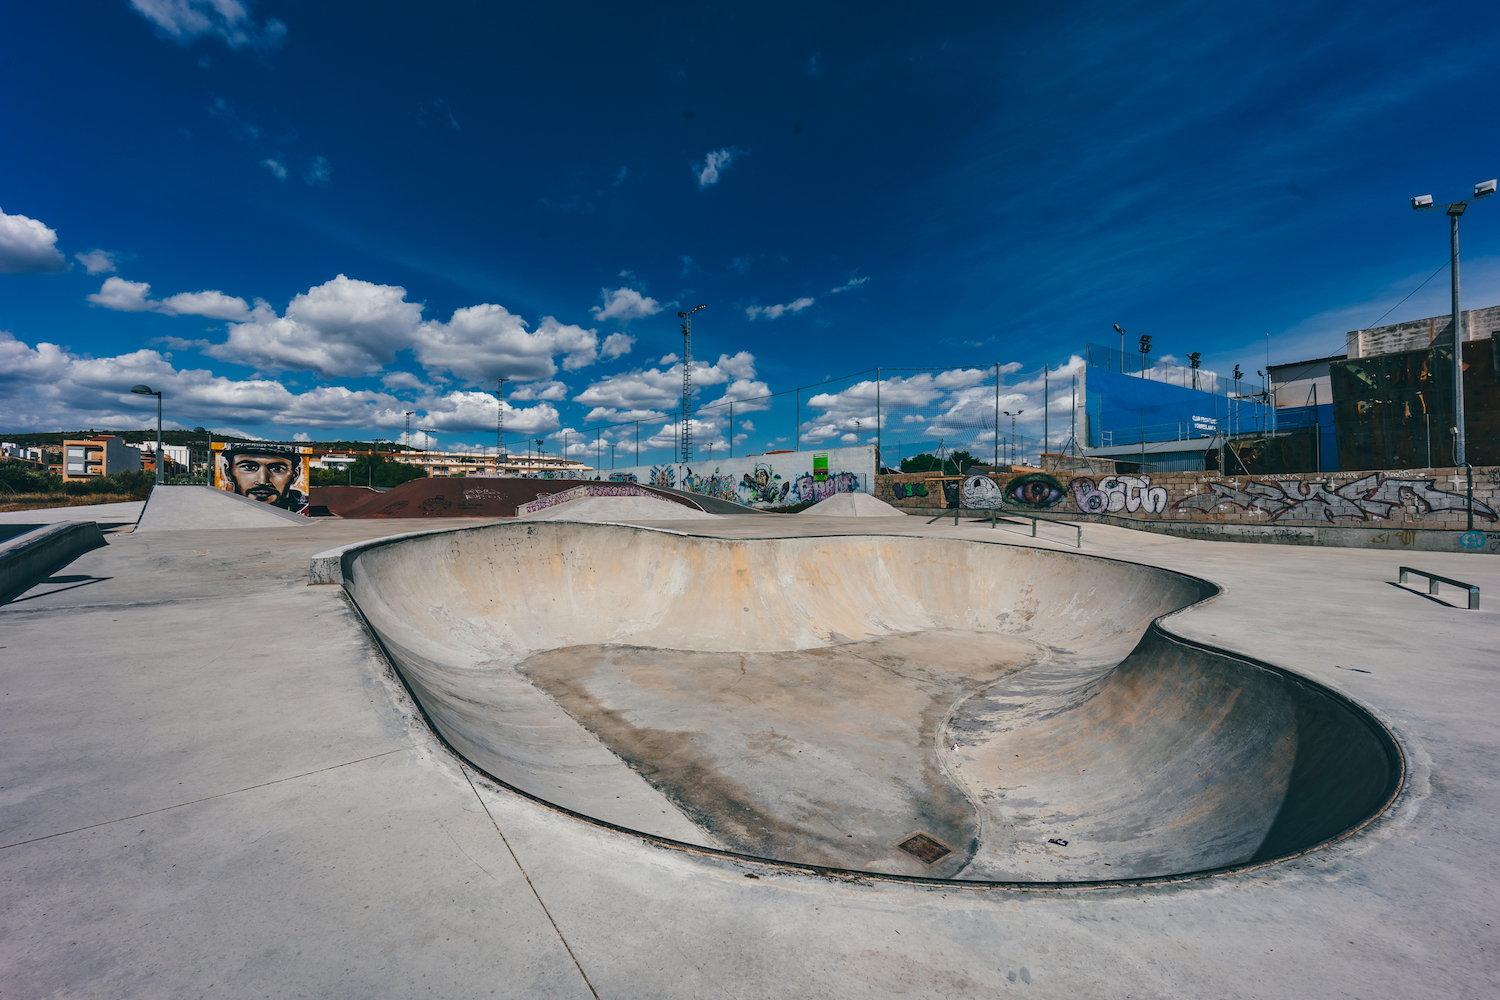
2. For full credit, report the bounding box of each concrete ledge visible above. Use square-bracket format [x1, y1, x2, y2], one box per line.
[138, 485, 314, 531]
[307, 525, 487, 585]
[0, 520, 107, 605]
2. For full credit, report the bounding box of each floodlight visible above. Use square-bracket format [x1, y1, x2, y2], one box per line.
[1448, 202, 1467, 217]
[1112, 323, 1125, 334]
[1411, 195, 1434, 210]
[1476, 179, 1498, 199]
[131, 384, 157, 394]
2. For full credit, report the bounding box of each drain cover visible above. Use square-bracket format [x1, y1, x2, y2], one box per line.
[897, 832, 952, 864]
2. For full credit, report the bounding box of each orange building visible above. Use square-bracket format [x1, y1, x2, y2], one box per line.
[61, 435, 142, 481]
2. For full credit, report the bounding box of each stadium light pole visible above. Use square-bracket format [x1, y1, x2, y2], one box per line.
[1412, 178, 1495, 465]
[130, 384, 164, 484]
[1002, 409, 1023, 465]
[677, 304, 707, 462]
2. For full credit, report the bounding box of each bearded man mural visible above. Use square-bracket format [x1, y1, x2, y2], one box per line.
[219, 444, 310, 514]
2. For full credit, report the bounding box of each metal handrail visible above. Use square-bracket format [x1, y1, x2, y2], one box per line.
[1398, 566, 1480, 610]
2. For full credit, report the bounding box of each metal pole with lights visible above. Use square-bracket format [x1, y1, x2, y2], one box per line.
[1411, 178, 1496, 465]
[130, 384, 164, 484]
[1002, 410, 1023, 465]
[677, 304, 707, 462]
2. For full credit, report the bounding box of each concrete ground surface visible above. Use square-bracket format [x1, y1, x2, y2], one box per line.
[2, 509, 1497, 998]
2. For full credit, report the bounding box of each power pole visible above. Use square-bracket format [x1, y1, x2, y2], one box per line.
[677, 304, 706, 462]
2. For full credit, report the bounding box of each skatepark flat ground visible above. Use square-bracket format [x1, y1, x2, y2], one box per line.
[2, 510, 1497, 998]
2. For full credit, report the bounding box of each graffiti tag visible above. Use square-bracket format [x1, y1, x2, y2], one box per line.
[1171, 473, 1498, 524]
[1071, 475, 1169, 514]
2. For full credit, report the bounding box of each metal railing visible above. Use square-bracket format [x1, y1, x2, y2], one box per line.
[1398, 567, 1480, 609]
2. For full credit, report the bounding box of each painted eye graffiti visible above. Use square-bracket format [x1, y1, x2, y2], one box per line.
[1004, 473, 1067, 509]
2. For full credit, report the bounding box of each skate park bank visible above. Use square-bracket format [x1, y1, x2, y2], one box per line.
[1, 486, 1496, 997]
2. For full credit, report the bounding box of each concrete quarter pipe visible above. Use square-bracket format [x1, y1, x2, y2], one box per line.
[337, 522, 1402, 885]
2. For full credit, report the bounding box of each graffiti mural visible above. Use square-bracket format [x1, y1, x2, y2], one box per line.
[1171, 473, 1499, 523]
[648, 465, 676, 489]
[682, 466, 745, 503]
[1070, 475, 1170, 515]
[961, 476, 1005, 509]
[891, 482, 930, 499]
[603, 446, 877, 509]
[212, 442, 313, 514]
[739, 463, 791, 505]
[792, 470, 860, 505]
[608, 472, 640, 484]
[1003, 473, 1069, 510]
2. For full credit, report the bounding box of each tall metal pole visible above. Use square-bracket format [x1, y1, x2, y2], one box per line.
[875, 367, 881, 470]
[1043, 363, 1049, 466]
[795, 388, 800, 452]
[155, 393, 163, 485]
[1450, 209, 1466, 465]
[677, 304, 706, 463]
[729, 400, 734, 459]
[994, 363, 1000, 467]
[496, 377, 508, 468]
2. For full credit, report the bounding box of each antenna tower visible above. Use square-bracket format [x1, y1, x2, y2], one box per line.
[676, 304, 706, 462]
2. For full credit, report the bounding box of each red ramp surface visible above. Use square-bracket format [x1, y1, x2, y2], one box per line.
[310, 478, 703, 518]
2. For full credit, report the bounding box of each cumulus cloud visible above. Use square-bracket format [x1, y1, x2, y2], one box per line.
[798, 369, 1000, 444]
[601, 332, 635, 359]
[507, 380, 569, 402]
[590, 286, 662, 323]
[380, 371, 429, 391]
[412, 304, 601, 384]
[573, 351, 768, 423]
[129, 0, 287, 50]
[745, 297, 814, 321]
[205, 274, 422, 377]
[696, 148, 739, 188]
[0, 207, 70, 275]
[88, 276, 255, 321]
[261, 158, 287, 180]
[75, 249, 118, 275]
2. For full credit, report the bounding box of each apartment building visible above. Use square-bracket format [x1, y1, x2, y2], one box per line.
[61, 435, 142, 481]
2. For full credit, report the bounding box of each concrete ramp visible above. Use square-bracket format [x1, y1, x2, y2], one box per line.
[137, 485, 313, 531]
[803, 492, 907, 516]
[340, 522, 1400, 884]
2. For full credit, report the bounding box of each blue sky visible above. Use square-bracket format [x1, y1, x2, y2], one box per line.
[2, 0, 1498, 460]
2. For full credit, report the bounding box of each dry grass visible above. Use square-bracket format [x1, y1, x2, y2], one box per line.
[0, 493, 146, 513]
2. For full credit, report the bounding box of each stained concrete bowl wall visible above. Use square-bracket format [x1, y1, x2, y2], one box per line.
[341, 522, 1401, 884]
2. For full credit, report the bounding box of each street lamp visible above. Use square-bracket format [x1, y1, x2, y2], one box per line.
[1113, 324, 1126, 370]
[1002, 409, 1024, 466]
[1411, 177, 1495, 465]
[130, 384, 164, 485]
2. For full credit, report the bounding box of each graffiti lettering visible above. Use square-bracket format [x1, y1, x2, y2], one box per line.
[892, 482, 930, 499]
[961, 476, 1005, 509]
[1171, 473, 1498, 524]
[1070, 475, 1169, 515]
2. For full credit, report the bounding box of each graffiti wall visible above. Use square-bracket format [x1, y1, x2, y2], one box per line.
[212, 442, 314, 515]
[876, 465, 1500, 538]
[600, 445, 876, 509]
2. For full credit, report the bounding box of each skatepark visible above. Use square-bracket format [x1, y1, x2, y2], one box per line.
[2, 484, 1496, 997]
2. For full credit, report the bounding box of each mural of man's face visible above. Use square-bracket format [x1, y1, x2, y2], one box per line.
[230, 454, 296, 503]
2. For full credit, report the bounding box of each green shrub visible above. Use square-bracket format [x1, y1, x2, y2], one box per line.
[0, 460, 63, 494]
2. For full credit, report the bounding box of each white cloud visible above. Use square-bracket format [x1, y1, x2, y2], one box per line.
[829, 276, 869, 294]
[745, 297, 814, 321]
[507, 380, 569, 401]
[206, 274, 423, 377]
[0, 207, 69, 275]
[304, 156, 331, 186]
[696, 148, 739, 188]
[419, 391, 560, 435]
[573, 351, 767, 424]
[129, 0, 287, 50]
[380, 371, 429, 391]
[88, 276, 254, 321]
[261, 158, 287, 180]
[75, 249, 118, 275]
[412, 305, 601, 384]
[798, 369, 1003, 444]
[292, 431, 311, 442]
[601, 332, 635, 359]
[590, 286, 662, 323]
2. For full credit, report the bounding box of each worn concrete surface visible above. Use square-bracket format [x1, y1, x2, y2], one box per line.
[136, 484, 312, 531]
[2, 512, 1497, 997]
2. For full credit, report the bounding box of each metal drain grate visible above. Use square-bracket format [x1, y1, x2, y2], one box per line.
[896, 832, 952, 864]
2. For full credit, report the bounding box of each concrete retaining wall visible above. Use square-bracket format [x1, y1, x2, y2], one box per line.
[878, 465, 1500, 549]
[0, 521, 108, 605]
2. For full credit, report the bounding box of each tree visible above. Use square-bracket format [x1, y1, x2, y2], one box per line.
[340, 453, 428, 489]
[899, 451, 977, 475]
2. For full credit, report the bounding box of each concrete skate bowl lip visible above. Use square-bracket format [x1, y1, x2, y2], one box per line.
[335, 521, 1405, 891]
